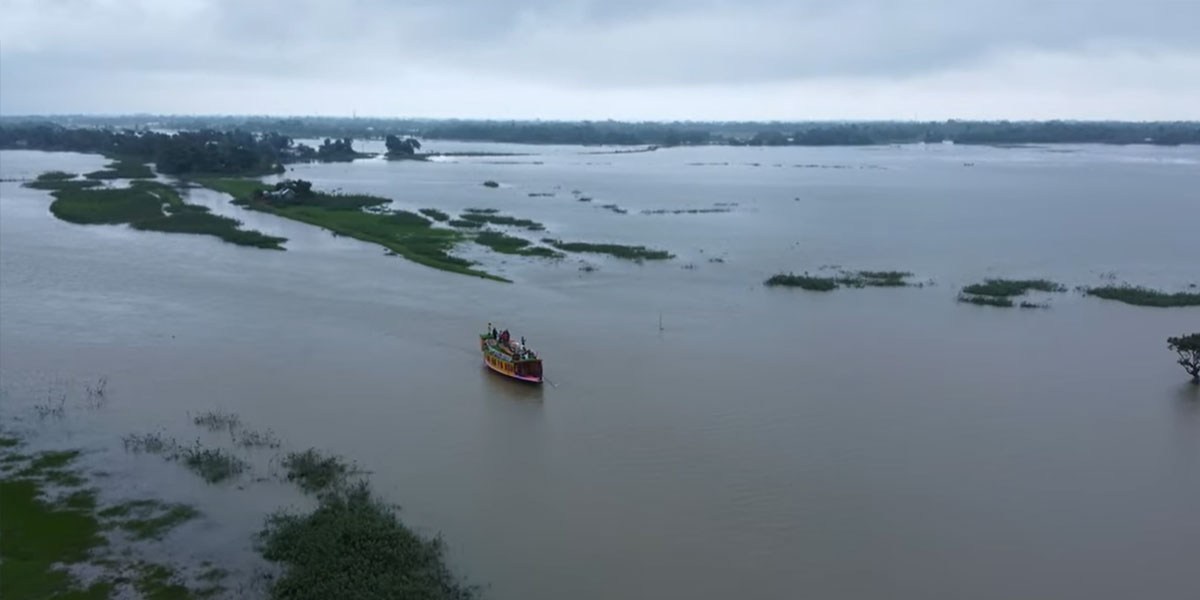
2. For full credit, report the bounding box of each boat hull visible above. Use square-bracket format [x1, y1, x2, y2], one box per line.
[480, 335, 543, 384]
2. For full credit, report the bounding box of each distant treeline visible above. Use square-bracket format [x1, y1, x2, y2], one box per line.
[0, 124, 387, 175]
[3, 117, 1198, 150]
[0, 124, 291, 175]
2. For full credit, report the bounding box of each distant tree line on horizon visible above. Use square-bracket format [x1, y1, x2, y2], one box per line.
[3, 116, 1197, 147]
[0, 124, 382, 175]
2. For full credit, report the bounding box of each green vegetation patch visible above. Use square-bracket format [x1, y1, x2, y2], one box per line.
[474, 231, 563, 258]
[25, 178, 105, 191]
[116, 502, 201, 540]
[282, 449, 357, 494]
[447, 219, 484, 229]
[0, 446, 108, 600]
[961, 279, 1066, 297]
[0, 436, 20, 448]
[179, 445, 247, 484]
[542, 238, 674, 260]
[36, 170, 77, 181]
[134, 562, 193, 600]
[846, 271, 914, 287]
[958, 294, 1014, 307]
[458, 211, 546, 231]
[200, 179, 505, 281]
[193, 410, 241, 431]
[1086, 285, 1200, 307]
[419, 208, 450, 222]
[260, 482, 476, 600]
[85, 158, 156, 180]
[47, 179, 285, 249]
[764, 273, 838, 291]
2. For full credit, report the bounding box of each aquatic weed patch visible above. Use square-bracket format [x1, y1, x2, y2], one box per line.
[192, 410, 241, 431]
[282, 448, 358, 494]
[957, 294, 1014, 307]
[260, 482, 477, 600]
[85, 158, 155, 180]
[1086, 285, 1200, 307]
[45, 179, 285, 249]
[542, 238, 674, 260]
[179, 445, 247, 484]
[961, 279, 1066, 297]
[765, 273, 838, 291]
[458, 211, 546, 231]
[474, 231, 563, 258]
[420, 208, 450, 222]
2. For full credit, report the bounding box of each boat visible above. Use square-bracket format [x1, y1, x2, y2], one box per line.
[480, 328, 543, 384]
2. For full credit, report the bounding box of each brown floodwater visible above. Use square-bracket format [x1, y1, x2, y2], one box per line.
[2, 143, 1198, 599]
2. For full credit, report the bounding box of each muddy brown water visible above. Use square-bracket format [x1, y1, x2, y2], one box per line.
[2, 143, 1198, 599]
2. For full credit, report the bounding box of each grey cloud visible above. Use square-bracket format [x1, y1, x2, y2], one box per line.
[1, 0, 1197, 117]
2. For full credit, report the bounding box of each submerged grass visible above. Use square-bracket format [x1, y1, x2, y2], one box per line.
[447, 219, 484, 229]
[419, 208, 450, 222]
[260, 481, 477, 600]
[192, 410, 241, 431]
[542, 238, 674, 260]
[100, 499, 201, 540]
[198, 178, 505, 282]
[474, 231, 563, 258]
[961, 279, 1066, 297]
[85, 158, 156, 180]
[958, 294, 1014, 307]
[282, 449, 357, 494]
[458, 211, 546, 231]
[0, 445, 109, 600]
[46, 179, 285, 249]
[764, 273, 838, 291]
[178, 445, 247, 484]
[1086, 285, 1200, 307]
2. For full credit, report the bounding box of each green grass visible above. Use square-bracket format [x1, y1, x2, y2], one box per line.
[192, 410, 241, 431]
[47, 180, 285, 249]
[958, 294, 1014, 307]
[1086, 285, 1200, 307]
[419, 208, 450, 222]
[961, 279, 1066, 297]
[36, 170, 77, 181]
[846, 271, 914, 287]
[0, 447, 108, 600]
[0, 437, 20, 448]
[260, 481, 476, 600]
[474, 231, 563, 258]
[764, 273, 838, 291]
[457, 211, 546, 231]
[542, 238, 674, 260]
[198, 178, 505, 280]
[134, 562, 193, 600]
[25, 178, 105, 191]
[178, 445, 247, 484]
[85, 158, 156, 180]
[122, 504, 201, 540]
[282, 449, 356, 494]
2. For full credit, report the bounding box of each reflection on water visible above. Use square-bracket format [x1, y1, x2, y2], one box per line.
[2, 145, 1199, 600]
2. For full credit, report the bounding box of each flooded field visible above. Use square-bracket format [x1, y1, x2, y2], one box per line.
[2, 143, 1199, 599]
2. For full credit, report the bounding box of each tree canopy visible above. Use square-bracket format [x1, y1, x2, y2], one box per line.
[1167, 333, 1200, 383]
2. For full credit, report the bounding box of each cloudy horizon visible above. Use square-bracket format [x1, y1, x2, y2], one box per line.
[2, 0, 1197, 121]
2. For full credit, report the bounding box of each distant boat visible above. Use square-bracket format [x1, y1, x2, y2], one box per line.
[480, 329, 543, 384]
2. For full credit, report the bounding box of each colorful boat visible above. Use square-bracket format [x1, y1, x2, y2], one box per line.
[480, 329, 543, 384]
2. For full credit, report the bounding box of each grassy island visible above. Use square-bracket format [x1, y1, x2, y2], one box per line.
[541, 238, 673, 260]
[43, 177, 286, 249]
[765, 270, 915, 291]
[198, 178, 506, 281]
[1086, 285, 1200, 307]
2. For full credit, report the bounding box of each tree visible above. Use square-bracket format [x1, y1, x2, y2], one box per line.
[385, 135, 421, 156]
[1167, 333, 1200, 383]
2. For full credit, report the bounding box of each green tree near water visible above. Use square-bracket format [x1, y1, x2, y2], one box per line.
[384, 135, 421, 156]
[1168, 333, 1200, 383]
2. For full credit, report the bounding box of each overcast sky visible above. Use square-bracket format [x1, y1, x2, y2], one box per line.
[2, 0, 1197, 120]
